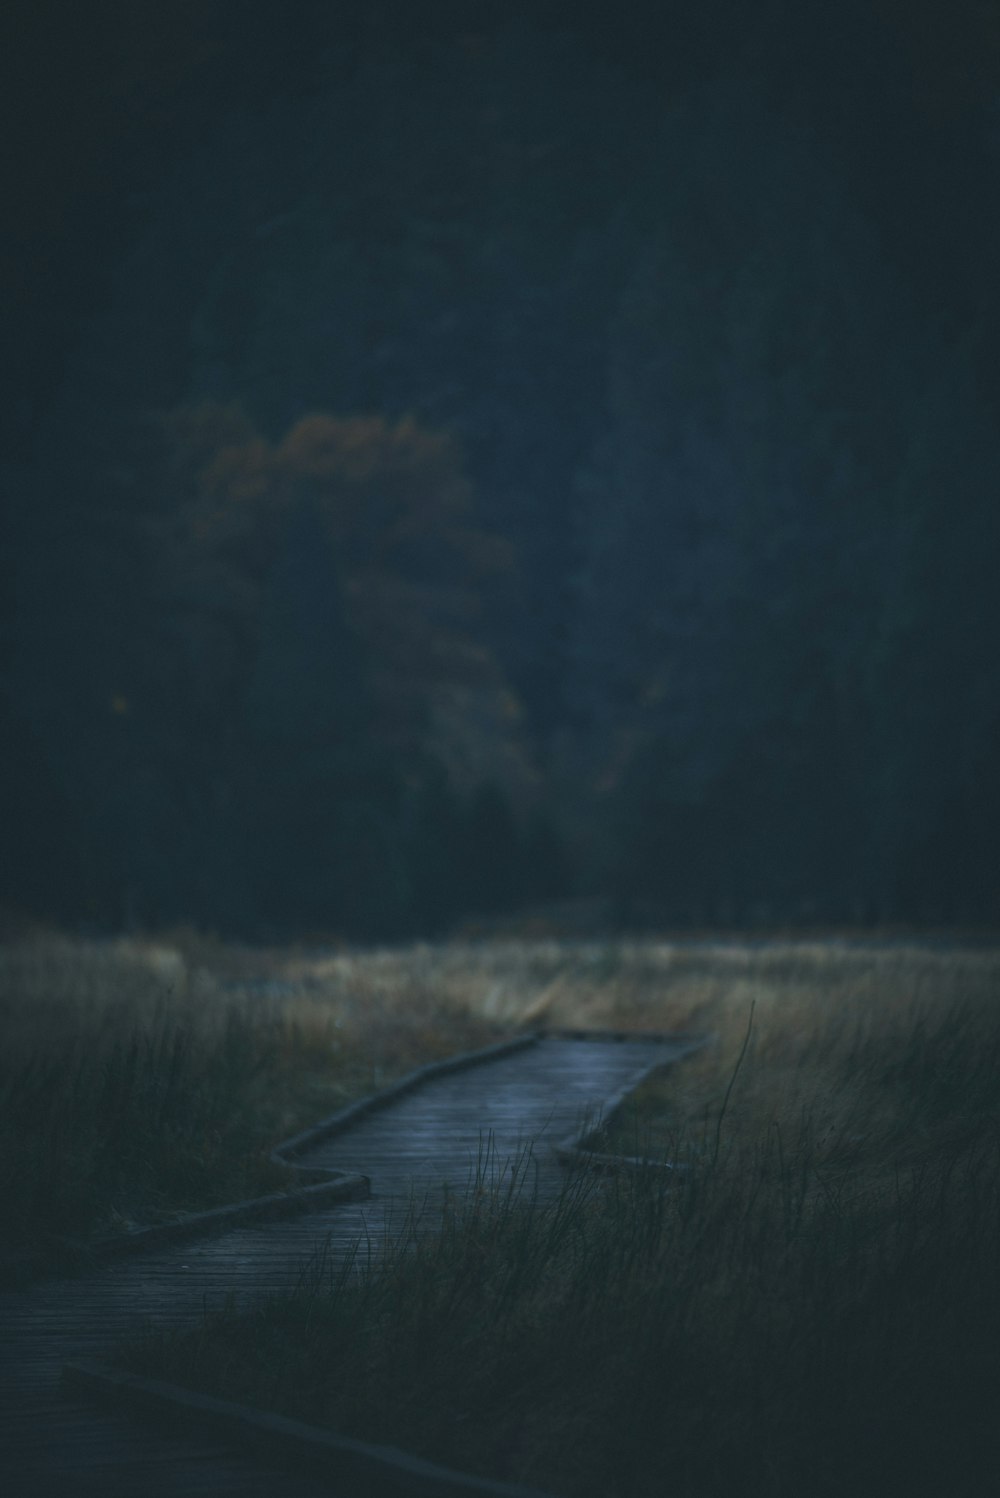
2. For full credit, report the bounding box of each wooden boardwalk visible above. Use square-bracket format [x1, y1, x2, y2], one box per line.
[0, 1033, 693, 1496]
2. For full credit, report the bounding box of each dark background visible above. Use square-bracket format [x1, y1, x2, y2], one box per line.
[3, 0, 999, 938]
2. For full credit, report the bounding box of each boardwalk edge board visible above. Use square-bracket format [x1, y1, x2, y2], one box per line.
[0, 1173, 372, 1285]
[61, 1360, 559, 1498]
[274, 1031, 541, 1162]
[271, 1027, 704, 1168]
[553, 1032, 713, 1174]
[544, 1027, 707, 1046]
[89, 1171, 372, 1258]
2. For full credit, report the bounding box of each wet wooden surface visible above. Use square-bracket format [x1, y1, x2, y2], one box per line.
[0, 1033, 691, 1495]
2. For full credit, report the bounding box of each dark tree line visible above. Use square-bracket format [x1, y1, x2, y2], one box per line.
[3, 3, 1000, 933]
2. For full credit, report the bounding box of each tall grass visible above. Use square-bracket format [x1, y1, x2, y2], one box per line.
[0, 931, 504, 1264]
[117, 936, 1000, 1496]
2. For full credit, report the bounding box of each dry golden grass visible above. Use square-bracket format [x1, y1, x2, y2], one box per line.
[589, 940, 999, 1184]
[3, 929, 997, 1261]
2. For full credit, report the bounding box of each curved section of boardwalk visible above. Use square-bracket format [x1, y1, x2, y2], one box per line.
[0, 1033, 693, 1496]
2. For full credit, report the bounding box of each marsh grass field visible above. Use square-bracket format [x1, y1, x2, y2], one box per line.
[0, 929, 517, 1266]
[4, 929, 1000, 1494]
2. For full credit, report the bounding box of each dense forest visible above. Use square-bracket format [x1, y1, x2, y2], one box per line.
[3, 0, 1000, 936]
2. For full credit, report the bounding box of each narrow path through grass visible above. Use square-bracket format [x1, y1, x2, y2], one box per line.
[0, 933, 503, 1268]
[117, 938, 1000, 1497]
